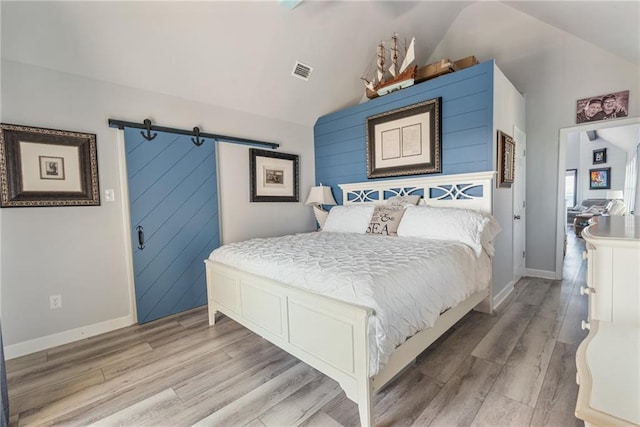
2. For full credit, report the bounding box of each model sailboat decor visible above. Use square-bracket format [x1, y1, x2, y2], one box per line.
[362, 33, 417, 99]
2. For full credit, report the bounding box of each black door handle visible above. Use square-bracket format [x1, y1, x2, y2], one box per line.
[514, 215, 521, 220]
[136, 225, 145, 250]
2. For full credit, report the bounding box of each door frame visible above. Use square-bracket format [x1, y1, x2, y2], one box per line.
[513, 126, 526, 281]
[116, 129, 138, 323]
[555, 116, 640, 279]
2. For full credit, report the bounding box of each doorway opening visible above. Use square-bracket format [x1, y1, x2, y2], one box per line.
[555, 117, 640, 280]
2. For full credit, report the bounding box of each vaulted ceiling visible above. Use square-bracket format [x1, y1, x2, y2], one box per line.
[1, 1, 639, 127]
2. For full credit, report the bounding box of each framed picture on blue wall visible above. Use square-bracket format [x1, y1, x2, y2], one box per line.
[589, 167, 611, 190]
[593, 148, 606, 164]
[366, 97, 442, 179]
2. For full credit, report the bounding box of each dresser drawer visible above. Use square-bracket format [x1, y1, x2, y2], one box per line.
[588, 245, 613, 323]
[611, 248, 640, 324]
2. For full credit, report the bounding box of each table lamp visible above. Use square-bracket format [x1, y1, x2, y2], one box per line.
[606, 190, 623, 200]
[305, 184, 337, 228]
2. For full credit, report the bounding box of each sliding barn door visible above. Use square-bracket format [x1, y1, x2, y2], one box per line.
[124, 127, 220, 323]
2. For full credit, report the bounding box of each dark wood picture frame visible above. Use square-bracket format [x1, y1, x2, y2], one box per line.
[366, 97, 442, 179]
[250, 148, 299, 202]
[589, 167, 611, 190]
[497, 130, 515, 188]
[0, 123, 100, 207]
[593, 148, 607, 164]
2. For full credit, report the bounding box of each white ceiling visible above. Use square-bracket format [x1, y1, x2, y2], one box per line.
[1, 1, 639, 127]
[596, 123, 640, 154]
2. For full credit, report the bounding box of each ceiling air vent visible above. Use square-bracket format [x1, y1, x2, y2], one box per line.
[292, 61, 313, 81]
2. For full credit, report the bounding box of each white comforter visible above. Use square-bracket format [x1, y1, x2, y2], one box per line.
[209, 232, 491, 375]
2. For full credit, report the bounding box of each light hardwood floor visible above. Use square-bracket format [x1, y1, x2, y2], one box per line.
[7, 231, 587, 426]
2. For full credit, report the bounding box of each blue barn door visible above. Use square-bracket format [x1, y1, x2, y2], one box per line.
[124, 127, 220, 323]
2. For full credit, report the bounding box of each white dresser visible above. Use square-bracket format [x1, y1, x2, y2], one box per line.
[576, 216, 640, 427]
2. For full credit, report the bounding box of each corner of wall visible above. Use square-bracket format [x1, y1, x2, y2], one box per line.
[0, 56, 3, 319]
[491, 62, 526, 302]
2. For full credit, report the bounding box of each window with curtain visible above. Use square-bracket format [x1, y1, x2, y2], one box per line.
[565, 169, 577, 208]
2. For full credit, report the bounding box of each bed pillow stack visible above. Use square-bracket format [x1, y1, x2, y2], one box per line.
[321, 203, 501, 257]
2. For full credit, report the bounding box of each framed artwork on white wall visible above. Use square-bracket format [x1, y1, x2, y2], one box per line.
[593, 148, 607, 164]
[589, 167, 611, 190]
[576, 90, 629, 124]
[497, 130, 515, 188]
[0, 123, 100, 207]
[249, 148, 299, 202]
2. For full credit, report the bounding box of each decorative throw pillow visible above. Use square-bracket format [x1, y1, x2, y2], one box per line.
[586, 205, 606, 214]
[386, 195, 421, 207]
[322, 205, 375, 234]
[367, 207, 405, 236]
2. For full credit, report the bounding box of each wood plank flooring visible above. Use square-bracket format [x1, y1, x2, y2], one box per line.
[7, 231, 588, 426]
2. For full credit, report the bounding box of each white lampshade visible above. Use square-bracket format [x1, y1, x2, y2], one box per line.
[305, 185, 337, 206]
[606, 190, 624, 200]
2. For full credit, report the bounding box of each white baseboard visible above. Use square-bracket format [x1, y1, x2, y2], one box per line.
[473, 280, 516, 314]
[492, 280, 515, 310]
[525, 268, 557, 280]
[5, 314, 135, 360]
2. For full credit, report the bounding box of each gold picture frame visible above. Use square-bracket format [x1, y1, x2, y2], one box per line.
[0, 123, 100, 207]
[497, 130, 515, 188]
[366, 97, 442, 179]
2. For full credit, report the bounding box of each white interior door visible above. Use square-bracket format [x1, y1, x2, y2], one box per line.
[513, 126, 526, 280]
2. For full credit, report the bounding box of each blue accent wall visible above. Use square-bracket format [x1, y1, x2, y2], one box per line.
[314, 60, 495, 203]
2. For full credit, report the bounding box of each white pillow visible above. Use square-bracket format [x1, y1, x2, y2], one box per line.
[480, 215, 502, 257]
[397, 206, 499, 257]
[322, 205, 375, 234]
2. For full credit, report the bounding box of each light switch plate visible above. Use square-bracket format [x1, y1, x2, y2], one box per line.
[105, 189, 115, 202]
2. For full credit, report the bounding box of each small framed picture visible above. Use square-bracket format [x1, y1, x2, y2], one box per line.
[593, 148, 607, 164]
[497, 130, 515, 188]
[249, 148, 299, 202]
[589, 167, 611, 190]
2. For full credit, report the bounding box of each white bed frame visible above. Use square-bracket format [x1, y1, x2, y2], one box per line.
[205, 171, 495, 426]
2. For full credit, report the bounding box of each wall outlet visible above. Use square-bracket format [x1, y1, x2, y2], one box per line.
[50, 294, 62, 309]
